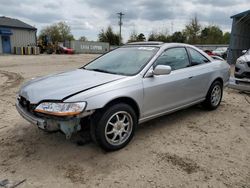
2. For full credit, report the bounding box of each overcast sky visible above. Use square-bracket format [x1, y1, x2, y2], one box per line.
[0, 0, 249, 41]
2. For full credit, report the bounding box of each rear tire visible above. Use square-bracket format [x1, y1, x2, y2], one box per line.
[202, 81, 223, 110]
[91, 103, 137, 151]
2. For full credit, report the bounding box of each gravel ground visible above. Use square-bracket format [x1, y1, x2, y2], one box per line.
[0, 54, 249, 188]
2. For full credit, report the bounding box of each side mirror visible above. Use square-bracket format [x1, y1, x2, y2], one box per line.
[242, 50, 247, 54]
[153, 65, 171, 75]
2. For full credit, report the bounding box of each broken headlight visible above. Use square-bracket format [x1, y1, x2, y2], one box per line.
[34, 102, 86, 116]
[236, 59, 245, 64]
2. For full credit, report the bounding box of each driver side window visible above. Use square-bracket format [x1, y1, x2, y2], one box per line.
[154, 48, 190, 70]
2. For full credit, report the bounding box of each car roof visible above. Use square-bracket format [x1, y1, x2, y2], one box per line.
[125, 42, 197, 49]
[126, 41, 164, 46]
[126, 42, 214, 62]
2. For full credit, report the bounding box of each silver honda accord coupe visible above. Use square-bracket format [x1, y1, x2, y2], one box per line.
[16, 42, 230, 151]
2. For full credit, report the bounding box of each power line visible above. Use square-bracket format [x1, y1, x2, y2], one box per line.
[117, 12, 124, 45]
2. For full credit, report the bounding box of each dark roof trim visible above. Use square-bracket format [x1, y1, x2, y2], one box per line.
[0, 25, 37, 31]
[0, 16, 37, 30]
[231, 10, 250, 19]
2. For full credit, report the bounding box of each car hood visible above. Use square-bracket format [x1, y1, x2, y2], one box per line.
[238, 54, 250, 62]
[19, 69, 126, 103]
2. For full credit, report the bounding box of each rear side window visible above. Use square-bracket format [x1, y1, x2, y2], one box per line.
[154, 48, 190, 70]
[188, 48, 210, 65]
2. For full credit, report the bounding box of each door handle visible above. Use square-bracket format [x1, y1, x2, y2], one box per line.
[188, 76, 193, 79]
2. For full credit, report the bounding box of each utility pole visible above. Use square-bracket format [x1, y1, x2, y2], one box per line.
[117, 12, 124, 45]
[171, 21, 174, 35]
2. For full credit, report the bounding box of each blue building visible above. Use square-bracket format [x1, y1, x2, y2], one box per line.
[0, 16, 37, 54]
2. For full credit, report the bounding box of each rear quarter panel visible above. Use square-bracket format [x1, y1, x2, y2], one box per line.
[206, 60, 230, 90]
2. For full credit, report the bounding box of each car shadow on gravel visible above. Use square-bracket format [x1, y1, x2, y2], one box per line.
[0, 103, 210, 163]
[137, 104, 207, 133]
[69, 104, 208, 149]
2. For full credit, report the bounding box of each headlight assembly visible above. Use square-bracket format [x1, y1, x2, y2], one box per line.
[237, 59, 245, 64]
[35, 102, 87, 116]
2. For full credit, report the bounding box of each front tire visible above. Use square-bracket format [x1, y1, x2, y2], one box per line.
[202, 81, 223, 110]
[91, 103, 137, 151]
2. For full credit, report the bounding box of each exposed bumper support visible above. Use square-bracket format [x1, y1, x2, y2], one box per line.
[16, 102, 95, 139]
[16, 102, 47, 129]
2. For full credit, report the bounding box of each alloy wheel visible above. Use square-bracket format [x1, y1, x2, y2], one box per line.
[210, 85, 221, 106]
[104, 111, 133, 146]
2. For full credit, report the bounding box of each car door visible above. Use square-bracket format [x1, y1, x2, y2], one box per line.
[186, 47, 214, 101]
[142, 47, 195, 118]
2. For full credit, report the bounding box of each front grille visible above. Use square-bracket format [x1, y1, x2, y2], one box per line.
[18, 96, 36, 112]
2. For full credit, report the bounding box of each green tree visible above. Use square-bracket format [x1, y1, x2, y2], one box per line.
[223, 32, 230, 44]
[57, 22, 74, 42]
[170, 31, 186, 43]
[148, 32, 169, 42]
[184, 16, 201, 44]
[200, 26, 223, 44]
[98, 26, 120, 45]
[128, 30, 138, 42]
[157, 33, 169, 42]
[148, 33, 156, 41]
[79, 36, 87, 41]
[39, 21, 74, 43]
[136, 33, 146, 41]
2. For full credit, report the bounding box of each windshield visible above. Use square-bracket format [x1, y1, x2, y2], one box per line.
[84, 46, 158, 76]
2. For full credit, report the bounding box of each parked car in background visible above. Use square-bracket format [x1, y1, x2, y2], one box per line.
[235, 49, 250, 78]
[204, 50, 214, 56]
[58, 46, 74, 54]
[16, 42, 230, 151]
[212, 47, 228, 59]
[211, 55, 226, 61]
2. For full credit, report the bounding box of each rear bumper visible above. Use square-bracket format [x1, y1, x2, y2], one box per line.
[16, 102, 47, 129]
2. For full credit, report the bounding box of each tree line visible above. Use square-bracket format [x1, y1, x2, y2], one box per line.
[128, 16, 230, 45]
[38, 16, 230, 46]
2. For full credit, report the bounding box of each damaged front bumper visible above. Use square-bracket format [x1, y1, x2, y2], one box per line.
[16, 102, 94, 139]
[228, 77, 250, 92]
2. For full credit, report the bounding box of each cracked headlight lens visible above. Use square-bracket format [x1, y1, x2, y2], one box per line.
[35, 102, 86, 116]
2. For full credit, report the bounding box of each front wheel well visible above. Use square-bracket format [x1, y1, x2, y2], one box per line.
[102, 97, 140, 119]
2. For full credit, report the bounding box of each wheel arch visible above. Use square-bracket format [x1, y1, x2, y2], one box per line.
[103, 97, 140, 119]
[213, 77, 224, 86]
[206, 77, 224, 97]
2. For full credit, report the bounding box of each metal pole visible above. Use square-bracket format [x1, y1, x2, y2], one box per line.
[117, 12, 124, 45]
